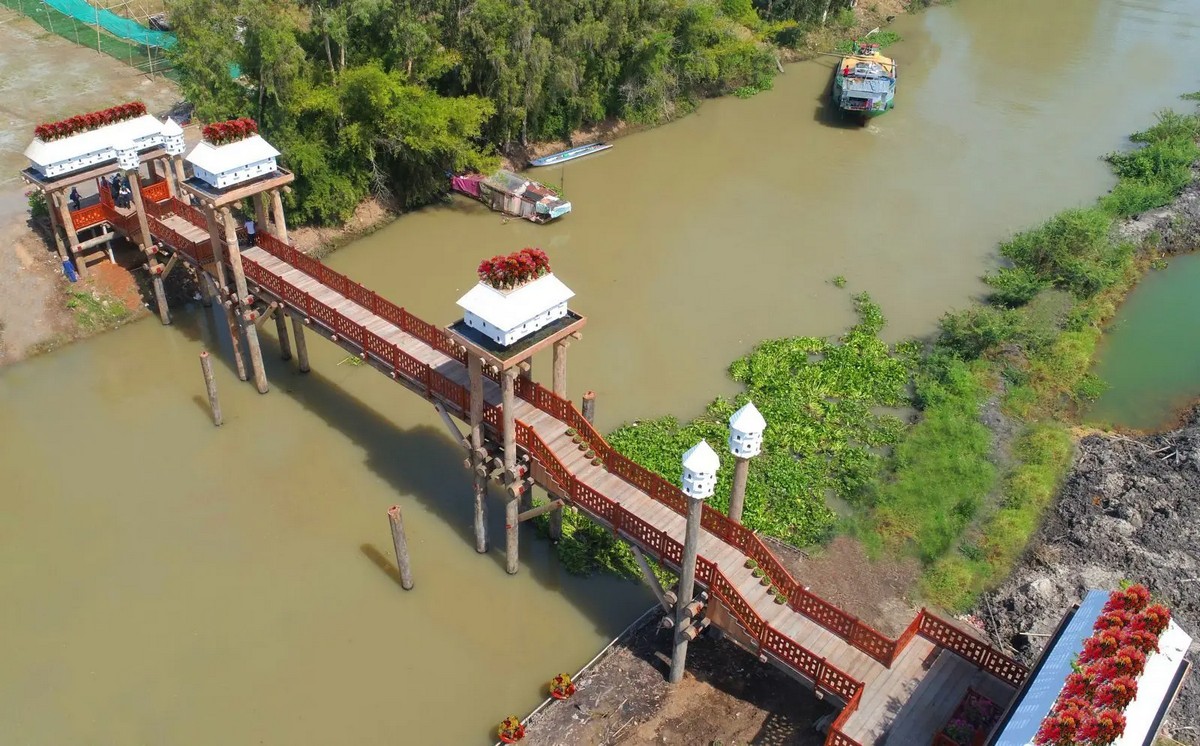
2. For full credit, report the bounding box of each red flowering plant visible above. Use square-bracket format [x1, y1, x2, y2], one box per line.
[1035, 585, 1166, 746]
[477, 248, 551, 290]
[201, 117, 259, 146]
[1076, 708, 1127, 746]
[34, 101, 147, 141]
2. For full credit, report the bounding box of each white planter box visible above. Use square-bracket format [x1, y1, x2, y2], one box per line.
[25, 114, 169, 179]
[457, 273, 574, 347]
[186, 135, 280, 190]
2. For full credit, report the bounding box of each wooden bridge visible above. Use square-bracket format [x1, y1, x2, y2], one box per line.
[72, 183, 1028, 745]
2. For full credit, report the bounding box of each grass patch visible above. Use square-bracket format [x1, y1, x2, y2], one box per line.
[834, 30, 901, 54]
[66, 290, 130, 333]
[868, 356, 995, 562]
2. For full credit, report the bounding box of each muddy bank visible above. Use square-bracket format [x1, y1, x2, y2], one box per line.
[520, 608, 832, 746]
[976, 414, 1200, 744]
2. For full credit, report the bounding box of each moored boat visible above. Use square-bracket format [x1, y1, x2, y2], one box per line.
[450, 169, 572, 223]
[831, 42, 897, 120]
[529, 141, 612, 167]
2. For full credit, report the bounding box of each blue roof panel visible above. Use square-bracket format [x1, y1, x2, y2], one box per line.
[991, 589, 1110, 746]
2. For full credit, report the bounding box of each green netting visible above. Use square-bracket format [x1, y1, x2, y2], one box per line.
[43, 0, 175, 47]
[0, 0, 176, 78]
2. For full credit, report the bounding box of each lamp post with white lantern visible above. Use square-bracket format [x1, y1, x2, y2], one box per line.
[670, 439, 719, 684]
[727, 401, 765, 523]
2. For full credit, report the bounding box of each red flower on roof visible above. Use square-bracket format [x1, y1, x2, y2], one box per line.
[33, 101, 147, 141]
[477, 248, 551, 290]
[201, 117, 259, 146]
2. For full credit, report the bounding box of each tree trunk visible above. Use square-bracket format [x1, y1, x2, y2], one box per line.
[257, 68, 266, 124]
[324, 33, 336, 79]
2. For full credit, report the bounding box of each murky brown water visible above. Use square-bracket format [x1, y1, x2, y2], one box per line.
[3, 0, 1200, 742]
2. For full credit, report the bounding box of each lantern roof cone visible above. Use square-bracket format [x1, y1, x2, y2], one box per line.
[161, 117, 183, 137]
[681, 439, 720, 474]
[729, 401, 766, 433]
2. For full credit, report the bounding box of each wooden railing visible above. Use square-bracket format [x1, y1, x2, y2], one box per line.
[69, 204, 108, 231]
[141, 179, 170, 204]
[826, 686, 864, 746]
[916, 610, 1029, 688]
[154, 217, 1029, 714]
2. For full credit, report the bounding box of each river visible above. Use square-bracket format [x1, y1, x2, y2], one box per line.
[3, 0, 1199, 742]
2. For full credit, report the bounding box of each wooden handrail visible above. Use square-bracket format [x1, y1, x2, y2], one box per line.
[153, 224, 1029, 702]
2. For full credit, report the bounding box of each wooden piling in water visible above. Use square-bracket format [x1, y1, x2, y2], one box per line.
[220, 208, 269, 394]
[503, 367, 519, 574]
[582, 390, 596, 424]
[204, 206, 247, 381]
[468, 354, 488, 553]
[387, 505, 414, 590]
[199, 272, 214, 308]
[199, 350, 222, 426]
[290, 313, 310, 373]
[274, 308, 293, 361]
[549, 340, 571, 542]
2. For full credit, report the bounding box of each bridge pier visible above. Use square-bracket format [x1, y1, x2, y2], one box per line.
[198, 272, 214, 307]
[547, 339, 571, 542]
[503, 367, 519, 574]
[201, 207, 247, 380]
[220, 207, 269, 394]
[468, 354, 488, 554]
[127, 172, 170, 325]
[290, 313, 311, 373]
[274, 307, 293, 361]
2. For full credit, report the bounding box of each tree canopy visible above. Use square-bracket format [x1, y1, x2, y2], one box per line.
[168, 0, 852, 224]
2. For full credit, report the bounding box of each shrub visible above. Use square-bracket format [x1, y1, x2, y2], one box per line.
[938, 307, 1021, 359]
[986, 266, 1046, 307]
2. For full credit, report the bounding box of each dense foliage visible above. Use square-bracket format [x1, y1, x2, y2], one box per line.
[167, 0, 856, 223]
[550, 292, 919, 577]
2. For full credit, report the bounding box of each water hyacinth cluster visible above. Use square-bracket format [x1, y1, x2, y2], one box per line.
[1034, 584, 1171, 746]
[477, 248, 550, 290]
[34, 102, 147, 141]
[201, 117, 259, 146]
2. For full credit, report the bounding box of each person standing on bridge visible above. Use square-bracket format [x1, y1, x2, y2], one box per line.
[69, 187, 81, 211]
[244, 217, 256, 246]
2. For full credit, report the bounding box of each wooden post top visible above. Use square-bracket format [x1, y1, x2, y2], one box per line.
[447, 313, 585, 371]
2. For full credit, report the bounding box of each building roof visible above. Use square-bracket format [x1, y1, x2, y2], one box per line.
[185, 135, 280, 175]
[682, 440, 720, 473]
[990, 589, 1194, 746]
[456, 273, 574, 332]
[23, 114, 167, 167]
[161, 117, 183, 136]
[483, 170, 529, 194]
[729, 401, 766, 433]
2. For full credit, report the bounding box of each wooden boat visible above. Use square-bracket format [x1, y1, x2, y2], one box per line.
[832, 42, 897, 120]
[528, 142, 612, 167]
[450, 169, 572, 223]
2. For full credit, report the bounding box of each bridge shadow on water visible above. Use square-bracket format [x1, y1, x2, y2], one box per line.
[170, 301, 648, 638]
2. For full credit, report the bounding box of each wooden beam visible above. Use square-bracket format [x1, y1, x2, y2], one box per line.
[433, 402, 470, 451]
[631, 546, 672, 612]
[158, 252, 180, 281]
[517, 499, 564, 523]
[253, 302, 279, 330]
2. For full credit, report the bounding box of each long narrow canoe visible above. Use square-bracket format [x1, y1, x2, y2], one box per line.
[529, 142, 613, 167]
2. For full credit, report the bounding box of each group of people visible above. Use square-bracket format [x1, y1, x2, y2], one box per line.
[107, 173, 133, 208]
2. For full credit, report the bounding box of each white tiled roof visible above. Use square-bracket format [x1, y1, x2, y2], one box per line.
[161, 117, 183, 136]
[23, 114, 167, 166]
[456, 273, 573, 331]
[682, 440, 720, 472]
[729, 401, 766, 432]
[186, 135, 280, 175]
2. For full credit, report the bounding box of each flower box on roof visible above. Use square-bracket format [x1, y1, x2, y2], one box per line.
[24, 102, 171, 179]
[457, 249, 572, 347]
[186, 131, 280, 190]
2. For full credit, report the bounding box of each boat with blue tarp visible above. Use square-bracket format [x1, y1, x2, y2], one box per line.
[529, 142, 612, 167]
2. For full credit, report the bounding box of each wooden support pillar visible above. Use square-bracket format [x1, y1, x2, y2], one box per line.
[203, 206, 246, 380]
[52, 192, 89, 279]
[502, 367, 519, 574]
[221, 207, 269, 394]
[387, 505, 414, 590]
[670, 494, 705, 684]
[128, 174, 170, 324]
[44, 193, 74, 272]
[253, 193, 271, 238]
[468, 354, 488, 554]
[161, 159, 176, 198]
[199, 350, 222, 426]
[582, 390, 596, 424]
[274, 307, 293, 361]
[290, 313, 310, 373]
[632, 546, 672, 612]
[729, 456, 750, 524]
[270, 189, 289, 244]
[548, 339, 572, 541]
[173, 156, 187, 191]
[199, 272, 214, 307]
